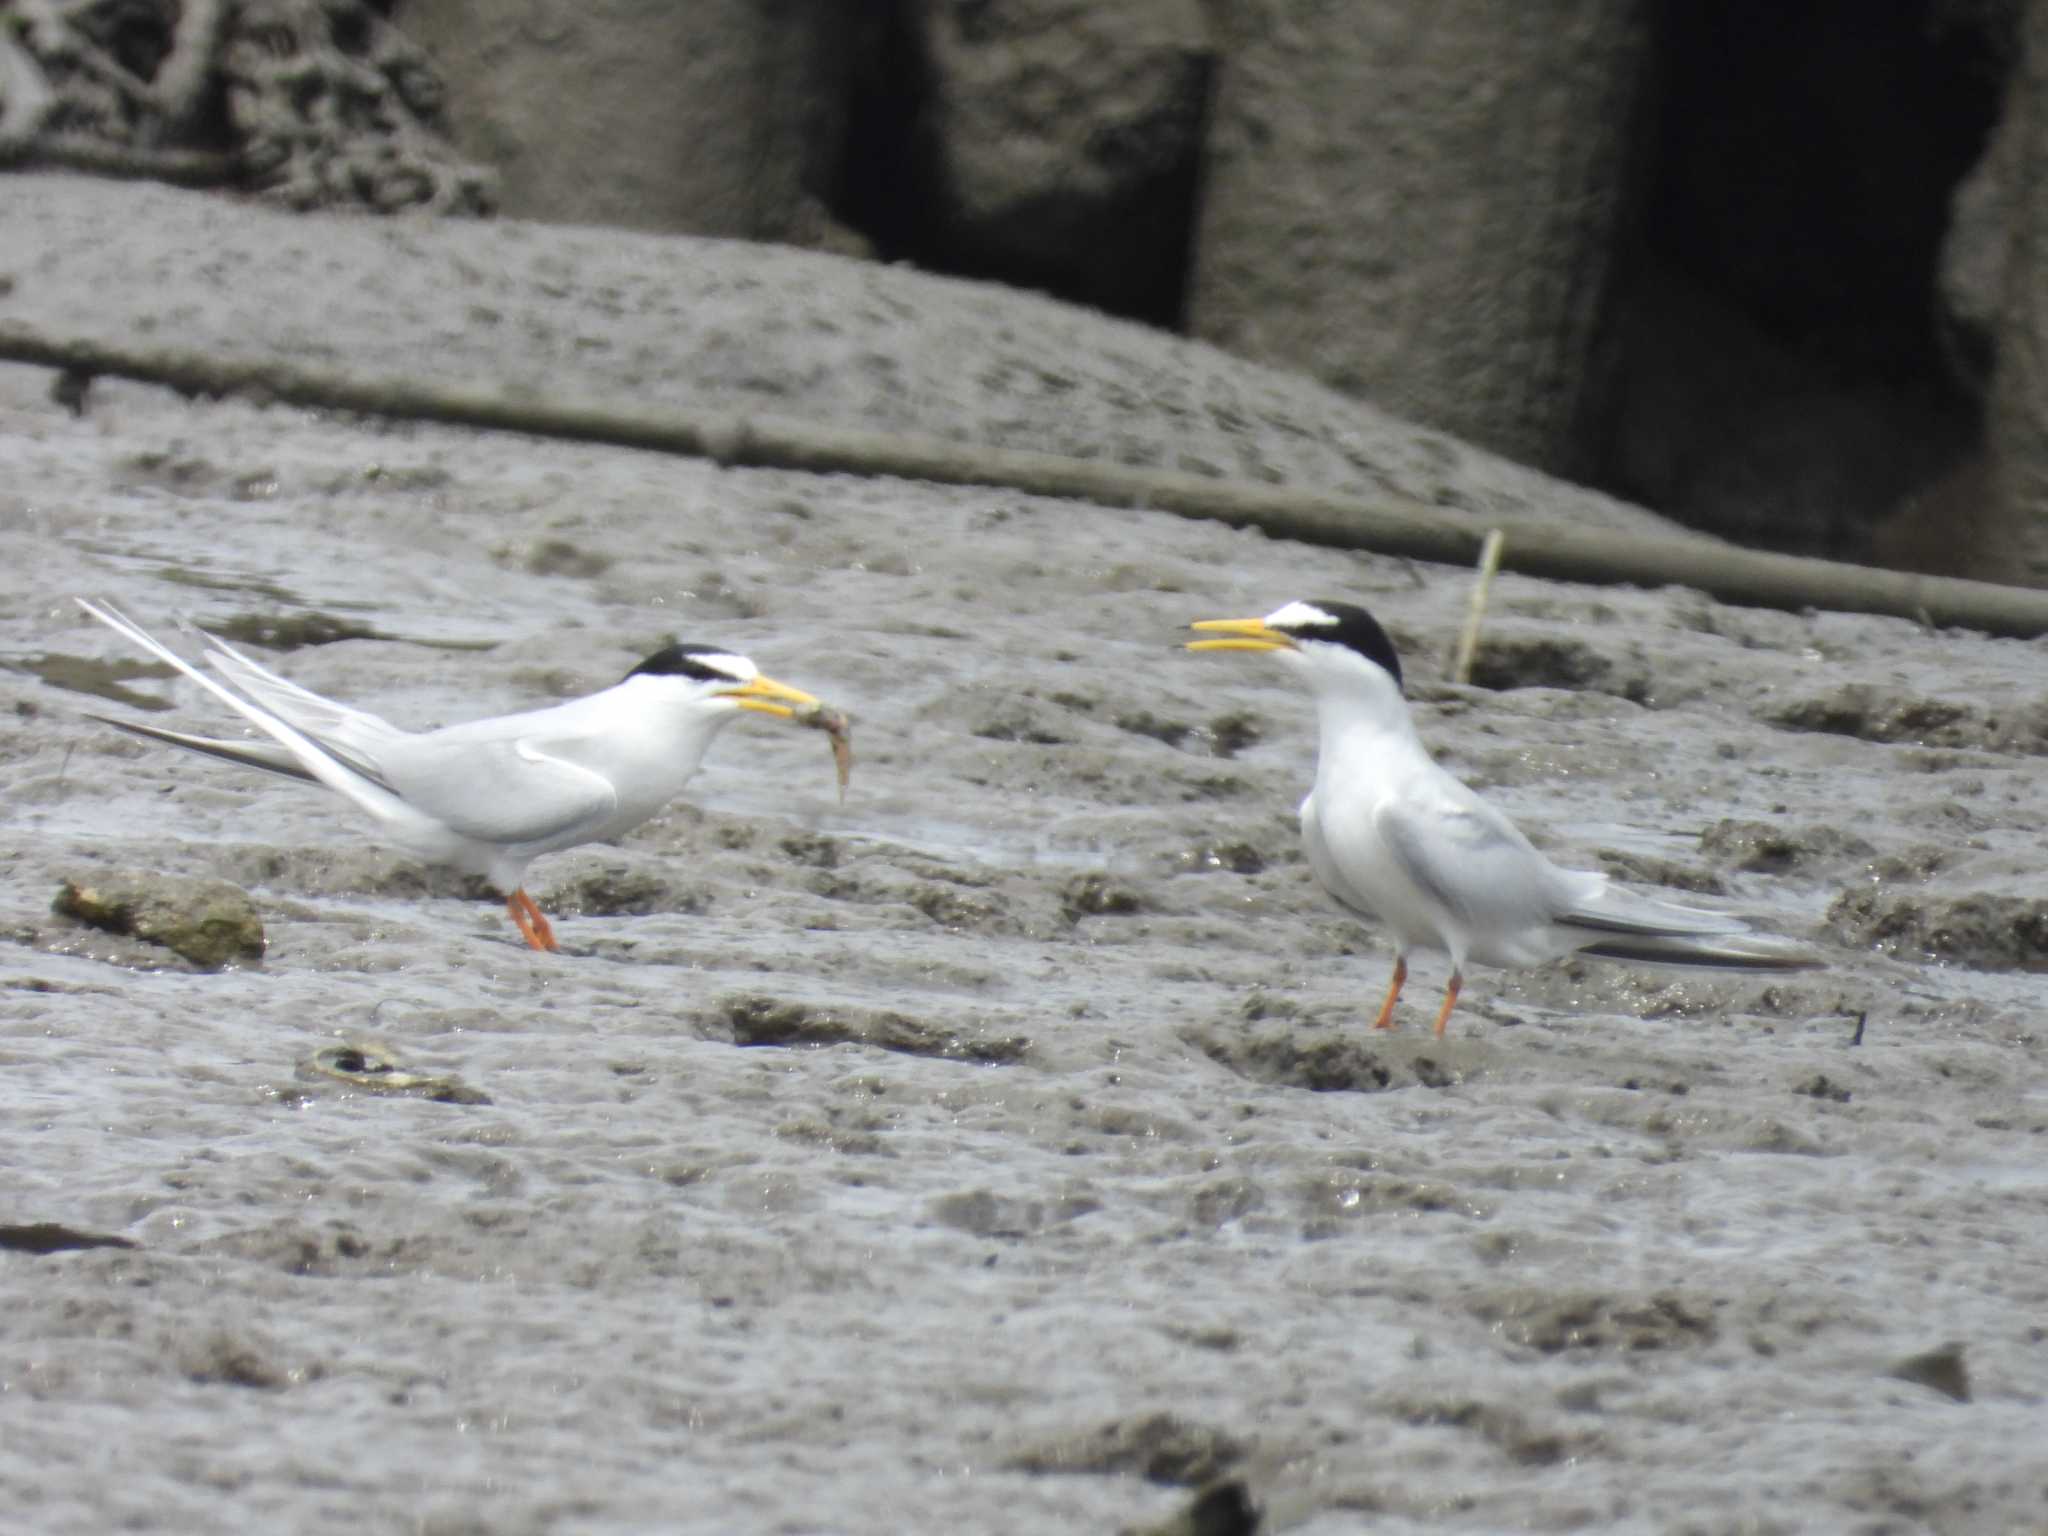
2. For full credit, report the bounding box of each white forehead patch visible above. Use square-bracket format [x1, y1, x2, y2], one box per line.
[1263, 599, 1338, 631]
[696, 652, 757, 683]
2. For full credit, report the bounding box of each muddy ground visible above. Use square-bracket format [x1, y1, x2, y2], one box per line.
[2, 175, 2044, 1534]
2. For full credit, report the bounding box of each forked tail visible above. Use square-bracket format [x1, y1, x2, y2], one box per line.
[1574, 930, 1824, 971]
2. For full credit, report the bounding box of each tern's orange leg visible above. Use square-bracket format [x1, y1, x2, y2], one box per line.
[507, 888, 559, 952]
[1431, 971, 1464, 1038]
[1371, 957, 1408, 1032]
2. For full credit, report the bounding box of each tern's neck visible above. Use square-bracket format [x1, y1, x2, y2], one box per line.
[1310, 676, 1422, 765]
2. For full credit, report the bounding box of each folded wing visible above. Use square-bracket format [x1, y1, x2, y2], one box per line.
[373, 734, 618, 847]
[1373, 794, 1579, 938]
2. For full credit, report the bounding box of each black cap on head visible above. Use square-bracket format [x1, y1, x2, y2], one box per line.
[1273, 599, 1403, 691]
[624, 643, 744, 685]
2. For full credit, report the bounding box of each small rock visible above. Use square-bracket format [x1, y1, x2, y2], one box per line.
[297, 1042, 490, 1105]
[1886, 1341, 1971, 1403]
[53, 871, 265, 969]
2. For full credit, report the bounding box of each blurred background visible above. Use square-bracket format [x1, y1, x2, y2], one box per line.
[8, 0, 2043, 581]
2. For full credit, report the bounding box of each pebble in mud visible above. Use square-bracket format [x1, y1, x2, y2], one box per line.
[51, 870, 266, 969]
[296, 1041, 490, 1105]
[1884, 1341, 1972, 1403]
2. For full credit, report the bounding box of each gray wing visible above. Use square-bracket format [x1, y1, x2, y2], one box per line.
[376, 735, 618, 846]
[1373, 793, 1581, 935]
[1372, 773, 1818, 971]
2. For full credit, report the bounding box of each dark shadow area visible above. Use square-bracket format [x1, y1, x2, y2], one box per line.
[1594, 1, 2008, 559]
[827, 1, 1207, 329]
[829, 4, 932, 271]
[831, 2, 2011, 568]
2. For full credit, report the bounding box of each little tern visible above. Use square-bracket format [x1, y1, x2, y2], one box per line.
[74, 598, 836, 952]
[1189, 598, 1821, 1035]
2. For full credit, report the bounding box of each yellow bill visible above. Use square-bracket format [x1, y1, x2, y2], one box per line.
[1186, 617, 1299, 653]
[723, 675, 822, 718]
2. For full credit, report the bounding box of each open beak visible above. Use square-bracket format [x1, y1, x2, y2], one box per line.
[722, 674, 822, 718]
[1186, 617, 1298, 653]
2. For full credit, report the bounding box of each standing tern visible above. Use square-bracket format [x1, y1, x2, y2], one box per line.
[1189, 598, 1821, 1036]
[74, 598, 845, 952]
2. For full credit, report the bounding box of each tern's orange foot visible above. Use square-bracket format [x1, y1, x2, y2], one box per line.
[1371, 957, 1408, 1032]
[507, 888, 559, 952]
[1431, 972, 1463, 1038]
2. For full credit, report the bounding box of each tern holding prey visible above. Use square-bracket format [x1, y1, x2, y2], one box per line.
[75, 598, 850, 952]
[1189, 599, 1820, 1036]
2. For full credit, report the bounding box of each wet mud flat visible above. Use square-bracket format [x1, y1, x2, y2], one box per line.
[3, 188, 2047, 1535]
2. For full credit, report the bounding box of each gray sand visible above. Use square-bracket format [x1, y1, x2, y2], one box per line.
[2, 178, 2044, 1534]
